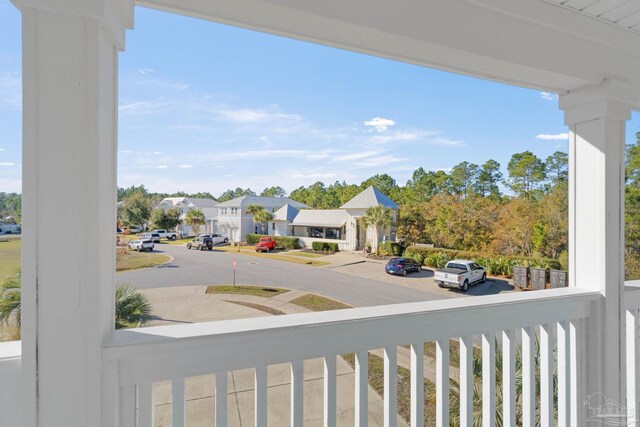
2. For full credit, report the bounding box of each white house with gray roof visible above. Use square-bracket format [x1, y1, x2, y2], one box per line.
[270, 186, 399, 251]
[156, 197, 218, 236]
[216, 195, 309, 242]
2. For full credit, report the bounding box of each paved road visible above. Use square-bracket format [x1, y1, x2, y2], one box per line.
[118, 244, 453, 307]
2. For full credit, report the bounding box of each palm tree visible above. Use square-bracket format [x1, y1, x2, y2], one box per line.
[362, 205, 394, 255]
[0, 274, 151, 331]
[0, 270, 21, 327]
[246, 204, 270, 234]
[440, 336, 555, 427]
[114, 285, 152, 329]
[184, 208, 206, 236]
[254, 209, 274, 235]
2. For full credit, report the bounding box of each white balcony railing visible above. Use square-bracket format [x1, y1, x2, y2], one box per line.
[103, 287, 600, 427]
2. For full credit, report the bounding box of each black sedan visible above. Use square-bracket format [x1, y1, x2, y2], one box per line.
[385, 257, 422, 276]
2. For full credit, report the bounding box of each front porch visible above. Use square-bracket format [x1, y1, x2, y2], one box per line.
[4, 0, 640, 426]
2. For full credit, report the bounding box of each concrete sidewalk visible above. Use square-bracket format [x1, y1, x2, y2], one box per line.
[141, 286, 407, 427]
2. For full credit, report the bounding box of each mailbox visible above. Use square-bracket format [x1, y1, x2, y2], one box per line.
[550, 269, 568, 288]
[512, 266, 529, 288]
[530, 268, 548, 290]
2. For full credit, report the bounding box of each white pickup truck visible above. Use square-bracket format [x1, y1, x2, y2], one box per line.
[434, 259, 486, 292]
[151, 229, 178, 241]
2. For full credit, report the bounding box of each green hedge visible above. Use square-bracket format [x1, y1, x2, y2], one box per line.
[382, 241, 403, 256]
[245, 233, 300, 249]
[402, 246, 561, 276]
[311, 241, 340, 252]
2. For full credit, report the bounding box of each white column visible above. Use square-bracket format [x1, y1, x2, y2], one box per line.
[10, 1, 133, 426]
[560, 79, 637, 417]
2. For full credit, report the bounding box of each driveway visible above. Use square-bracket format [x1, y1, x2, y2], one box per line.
[118, 244, 454, 307]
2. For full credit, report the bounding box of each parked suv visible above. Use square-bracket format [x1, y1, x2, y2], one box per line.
[198, 233, 229, 244]
[140, 232, 161, 243]
[187, 236, 214, 251]
[128, 239, 154, 252]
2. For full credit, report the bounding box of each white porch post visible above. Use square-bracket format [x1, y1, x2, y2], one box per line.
[560, 79, 637, 417]
[11, 0, 132, 426]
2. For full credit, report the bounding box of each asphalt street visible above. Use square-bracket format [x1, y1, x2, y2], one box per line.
[118, 244, 453, 307]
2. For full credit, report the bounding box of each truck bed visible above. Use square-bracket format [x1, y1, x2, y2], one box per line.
[437, 267, 467, 275]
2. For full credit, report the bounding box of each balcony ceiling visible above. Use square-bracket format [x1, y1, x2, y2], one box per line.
[140, 0, 640, 106]
[545, 0, 640, 34]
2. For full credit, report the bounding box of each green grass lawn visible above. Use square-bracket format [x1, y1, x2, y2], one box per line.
[0, 238, 20, 281]
[115, 251, 171, 272]
[205, 285, 289, 298]
[289, 294, 352, 311]
[287, 251, 328, 259]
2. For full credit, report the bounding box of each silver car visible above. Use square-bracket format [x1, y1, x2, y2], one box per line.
[128, 239, 154, 252]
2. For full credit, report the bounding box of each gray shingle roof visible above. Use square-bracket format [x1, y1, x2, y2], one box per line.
[273, 204, 300, 222]
[339, 186, 399, 209]
[216, 195, 309, 209]
[186, 198, 218, 208]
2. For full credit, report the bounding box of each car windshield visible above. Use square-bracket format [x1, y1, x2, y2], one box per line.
[132, 240, 140, 244]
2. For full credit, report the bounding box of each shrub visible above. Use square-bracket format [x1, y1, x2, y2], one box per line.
[403, 245, 562, 276]
[382, 241, 402, 256]
[311, 241, 340, 252]
[245, 234, 301, 249]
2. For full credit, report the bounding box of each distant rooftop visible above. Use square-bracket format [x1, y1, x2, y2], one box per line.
[340, 186, 399, 210]
[216, 195, 309, 209]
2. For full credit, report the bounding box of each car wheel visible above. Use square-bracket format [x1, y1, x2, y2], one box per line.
[170, 235, 176, 241]
[402, 269, 407, 277]
[224, 238, 228, 243]
[417, 266, 422, 272]
[187, 244, 191, 250]
[437, 283, 444, 288]
[200, 245, 205, 251]
[481, 273, 487, 283]
[461, 280, 469, 292]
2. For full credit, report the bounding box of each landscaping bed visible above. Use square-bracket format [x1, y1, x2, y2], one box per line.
[205, 285, 289, 298]
[115, 250, 171, 272]
[289, 294, 352, 311]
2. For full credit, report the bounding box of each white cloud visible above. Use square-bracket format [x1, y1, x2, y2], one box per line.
[152, 151, 163, 155]
[179, 164, 193, 169]
[0, 148, 4, 151]
[0, 162, 16, 166]
[536, 133, 569, 140]
[120, 150, 132, 154]
[138, 68, 155, 74]
[218, 107, 302, 125]
[224, 174, 234, 177]
[540, 92, 557, 101]
[156, 165, 168, 169]
[429, 137, 464, 146]
[364, 117, 396, 132]
[369, 130, 461, 146]
[291, 173, 338, 179]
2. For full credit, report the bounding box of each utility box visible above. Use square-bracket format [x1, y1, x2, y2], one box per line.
[512, 266, 529, 288]
[530, 268, 548, 290]
[550, 269, 568, 288]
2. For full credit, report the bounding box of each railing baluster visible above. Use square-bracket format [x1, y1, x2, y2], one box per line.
[172, 378, 185, 427]
[410, 343, 424, 427]
[290, 360, 304, 427]
[540, 324, 553, 427]
[120, 385, 136, 427]
[459, 336, 473, 427]
[627, 309, 639, 425]
[384, 347, 397, 427]
[138, 382, 154, 427]
[215, 371, 228, 427]
[557, 321, 571, 427]
[569, 319, 583, 426]
[355, 351, 368, 427]
[324, 355, 337, 427]
[502, 330, 516, 427]
[522, 326, 535, 427]
[436, 339, 449, 427]
[255, 366, 267, 427]
[482, 332, 495, 427]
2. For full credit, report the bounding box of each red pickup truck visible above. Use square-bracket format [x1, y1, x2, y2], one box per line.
[255, 237, 277, 252]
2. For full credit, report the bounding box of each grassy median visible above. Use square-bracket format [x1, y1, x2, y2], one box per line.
[206, 285, 289, 298]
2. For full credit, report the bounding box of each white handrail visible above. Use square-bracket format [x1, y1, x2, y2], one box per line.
[105, 288, 598, 386]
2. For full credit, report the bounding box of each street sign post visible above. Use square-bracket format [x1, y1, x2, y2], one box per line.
[233, 259, 236, 287]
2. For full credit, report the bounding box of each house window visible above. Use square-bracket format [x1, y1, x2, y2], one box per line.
[308, 227, 324, 238]
[325, 227, 342, 240]
[232, 207, 238, 215]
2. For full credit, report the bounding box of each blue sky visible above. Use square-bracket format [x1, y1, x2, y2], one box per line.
[1, 5, 639, 196]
